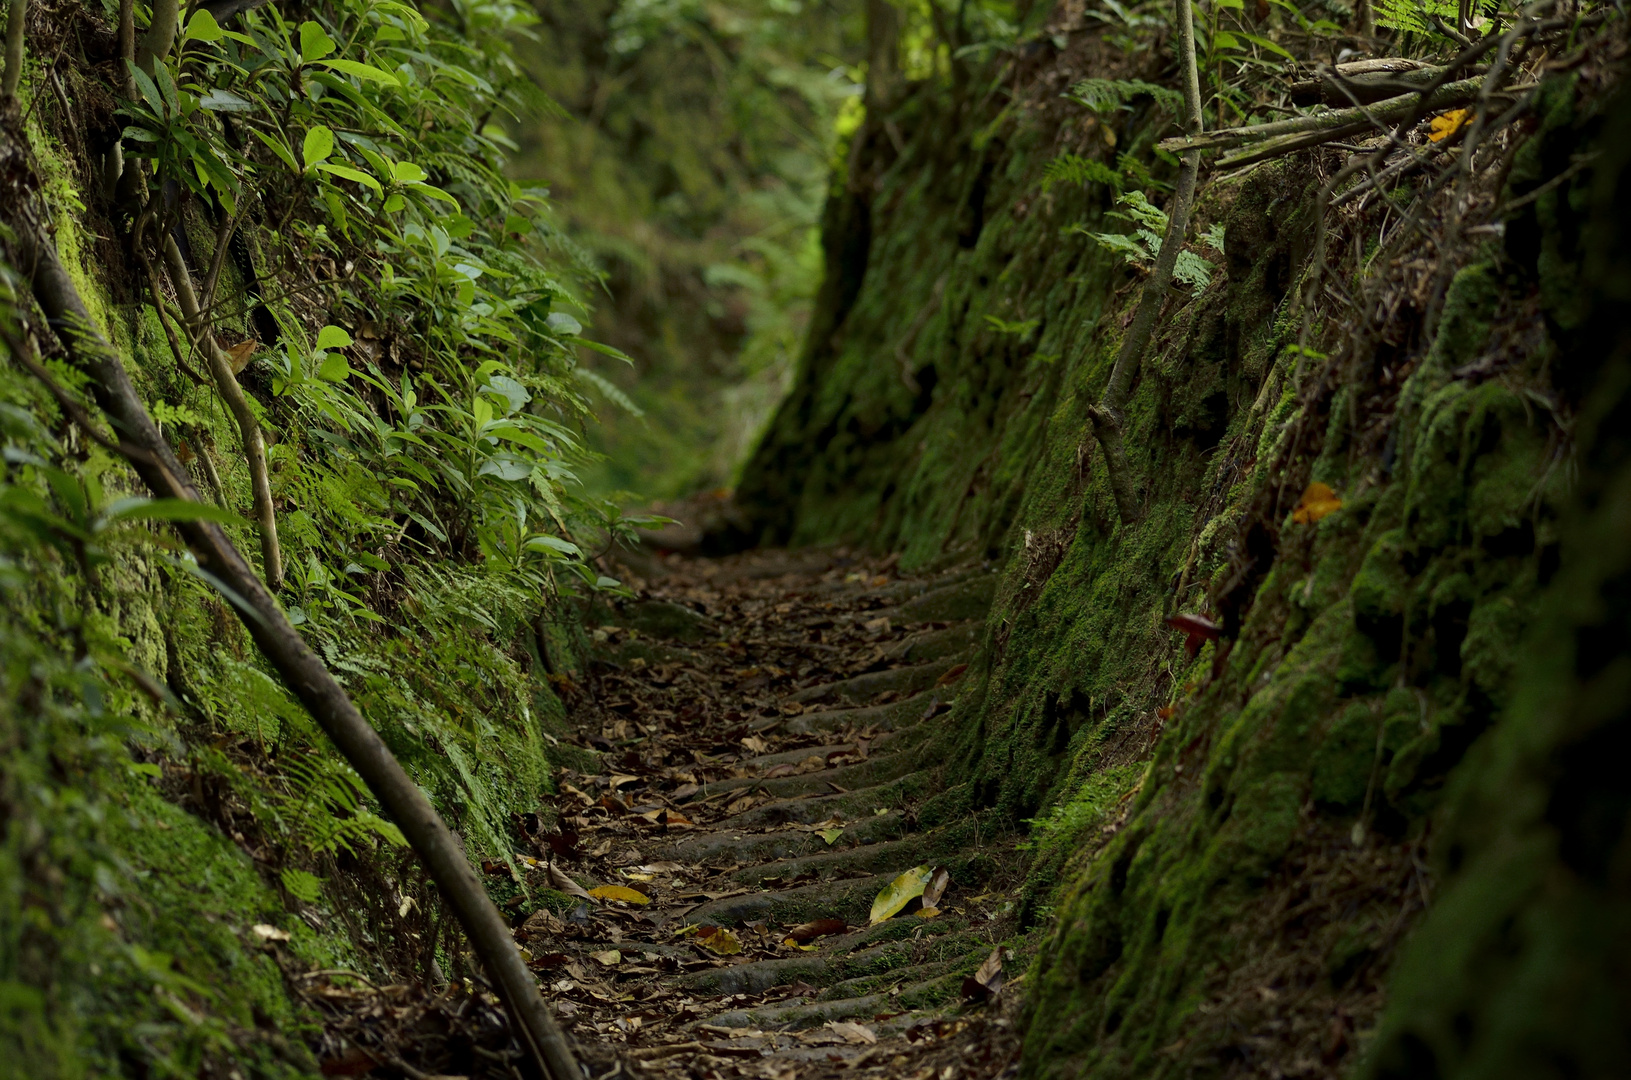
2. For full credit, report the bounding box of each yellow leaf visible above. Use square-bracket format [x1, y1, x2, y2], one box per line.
[917, 907, 941, 920]
[1429, 108, 1471, 143]
[1292, 482, 1343, 524]
[588, 885, 650, 905]
[590, 949, 622, 966]
[818, 827, 844, 845]
[696, 926, 743, 955]
[869, 865, 933, 925]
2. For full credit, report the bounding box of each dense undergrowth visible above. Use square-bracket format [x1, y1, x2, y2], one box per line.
[0, 0, 627, 1072]
[732, 0, 1629, 1076]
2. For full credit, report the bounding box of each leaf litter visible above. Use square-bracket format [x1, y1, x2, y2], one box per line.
[484, 545, 1026, 1079]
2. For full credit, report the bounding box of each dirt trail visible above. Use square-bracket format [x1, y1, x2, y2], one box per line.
[516, 547, 1028, 1080]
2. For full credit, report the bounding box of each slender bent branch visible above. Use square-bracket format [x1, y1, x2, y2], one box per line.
[1158, 76, 1489, 155]
[161, 233, 284, 590]
[2, 0, 27, 100]
[8, 207, 581, 1080]
[1089, 0, 1204, 528]
[133, 0, 177, 75]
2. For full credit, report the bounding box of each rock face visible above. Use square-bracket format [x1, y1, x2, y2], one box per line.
[731, 26, 1631, 1080]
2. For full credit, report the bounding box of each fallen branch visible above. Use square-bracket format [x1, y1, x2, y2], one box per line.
[1159, 75, 1488, 155]
[3, 193, 580, 1080]
[160, 230, 284, 591]
[1214, 83, 1534, 170]
[1089, 0, 1204, 528]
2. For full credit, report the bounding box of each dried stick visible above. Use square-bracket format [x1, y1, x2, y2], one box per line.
[1160, 75, 1488, 155]
[6, 204, 582, 1080]
[161, 231, 283, 590]
[1088, 0, 1204, 528]
[2, 0, 26, 100]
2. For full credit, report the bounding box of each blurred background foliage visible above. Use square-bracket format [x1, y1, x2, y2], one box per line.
[511, 0, 871, 498]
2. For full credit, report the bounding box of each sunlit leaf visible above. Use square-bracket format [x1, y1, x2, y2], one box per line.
[587, 885, 650, 905]
[318, 58, 402, 86]
[869, 865, 933, 925]
[299, 21, 337, 62]
[695, 926, 743, 955]
[1292, 481, 1343, 523]
[182, 9, 224, 42]
[303, 125, 335, 169]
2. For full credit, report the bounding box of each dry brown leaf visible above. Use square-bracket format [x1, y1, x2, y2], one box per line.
[826, 1020, 877, 1045]
[548, 863, 595, 901]
[783, 918, 846, 943]
[921, 867, 950, 910]
[223, 340, 257, 374]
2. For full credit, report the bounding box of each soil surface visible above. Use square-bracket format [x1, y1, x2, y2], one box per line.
[519, 546, 1029, 1080]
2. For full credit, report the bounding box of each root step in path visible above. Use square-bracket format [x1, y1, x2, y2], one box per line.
[516, 549, 1027, 1080]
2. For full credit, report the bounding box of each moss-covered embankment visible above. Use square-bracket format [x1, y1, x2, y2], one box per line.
[730, 21, 1628, 1079]
[1, 28, 581, 1078]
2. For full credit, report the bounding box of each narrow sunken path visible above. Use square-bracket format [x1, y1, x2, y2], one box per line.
[521, 547, 1029, 1079]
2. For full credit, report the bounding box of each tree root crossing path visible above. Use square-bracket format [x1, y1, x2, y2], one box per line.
[525, 547, 1028, 1080]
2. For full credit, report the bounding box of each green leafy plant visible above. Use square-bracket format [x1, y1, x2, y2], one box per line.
[1040, 152, 1124, 194]
[1065, 77, 1183, 114]
[1080, 191, 1217, 289]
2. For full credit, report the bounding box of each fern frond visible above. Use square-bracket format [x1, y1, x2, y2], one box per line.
[1040, 153, 1123, 193]
[1065, 78, 1183, 115]
[1373, 0, 1456, 33]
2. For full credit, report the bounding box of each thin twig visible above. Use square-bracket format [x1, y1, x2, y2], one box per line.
[161, 231, 284, 590]
[1088, 0, 1204, 528]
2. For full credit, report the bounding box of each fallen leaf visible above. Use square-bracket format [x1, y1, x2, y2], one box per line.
[863, 616, 892, 633]
[764, 764, 797, 778]
[251, 923, 291, 942]
[1429, 108, 1471, 142]
[670, 783, 700, 800]
[622, 871, 656, 882]
[741, 736, 769, 754]
[961, 946, 1007, 1002]
[548, 863, 595, 902]
[528, 952, 570, 969]
[826, 1020, 877, 1045]
[1292, 481, 1343, 524]
[1165, 613, 1221, 658]
[921, 867, 950, 910]
[224, 340, 257, 375]
[319, 1045, 377, 1076]
[917, 907, 941, 919]
[818, 827, 844, 845]
[540, 828, 580, 859]
[590, 949, 623, 966]
[695, 925, 744, 955]
[589, 885, 651, 905]
[784, 918, 847, 944]
[870, 865, 934, 925]
[934, 663, 969, 686]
